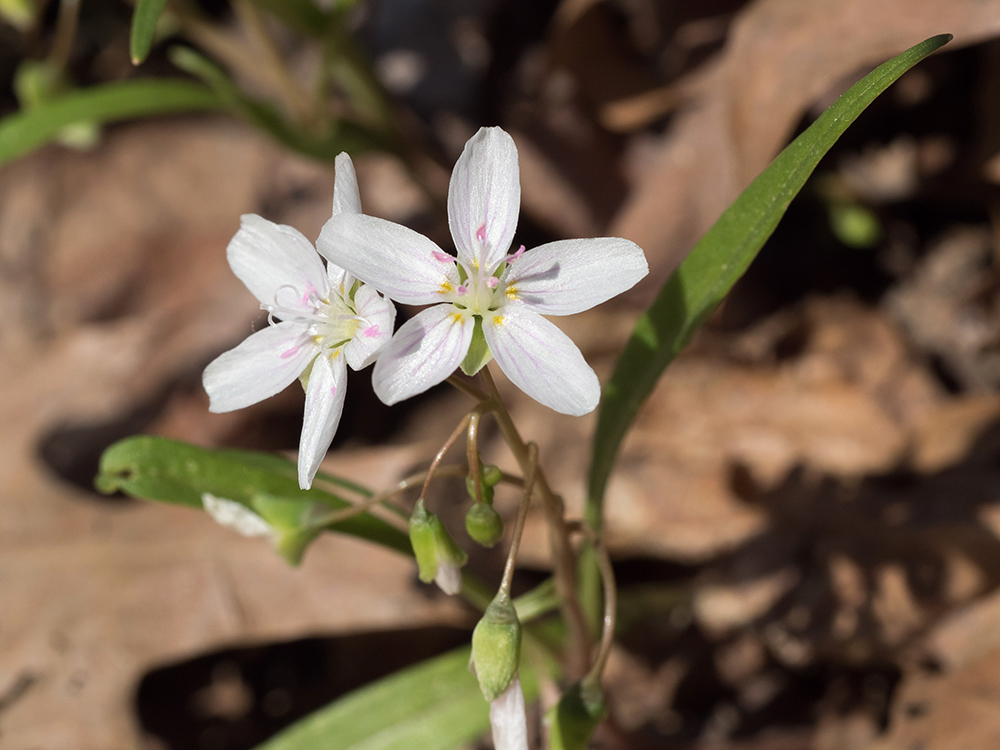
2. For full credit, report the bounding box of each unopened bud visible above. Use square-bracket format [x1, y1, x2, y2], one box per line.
[466, 502, 504, 548]
[251, 494, 323, 566]
[482, 464, 504, 487]
[466, 474, 495, 504]
[471, 590, 522, 701]
[409, 500, 468, 595]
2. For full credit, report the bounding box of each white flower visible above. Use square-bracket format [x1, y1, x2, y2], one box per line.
[203, 154, 395, 489]
[317, 127, 648, 416]
[489, 677, 529, 750]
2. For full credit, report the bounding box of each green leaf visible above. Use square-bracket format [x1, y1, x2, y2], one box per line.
[586, 34, 952, 527]
[255, 646, 538, 750]
[248, 0, 333, 36]
[95, 436, 411, 558]
[130, 0, 169, 65]
[169, 45, 388, 161]
[0, 79, 223, 168]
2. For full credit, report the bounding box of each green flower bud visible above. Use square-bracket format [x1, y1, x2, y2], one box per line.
[471, 590, 522, 701]
[546, 681, 607, 750]
[466, 474, 495, 505]
[466, 502, 504, 548]
[408, 500, 468, 595]
[482, 464, 504, 487]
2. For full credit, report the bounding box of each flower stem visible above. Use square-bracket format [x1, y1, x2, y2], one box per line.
[568, 521, 617, 692]
[499, 443, 537, 596]
[480, 366, 591, 678]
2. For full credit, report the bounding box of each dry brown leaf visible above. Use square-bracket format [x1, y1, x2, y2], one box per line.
[612, 0, 1000, 292]
[0, 122, 462, 750]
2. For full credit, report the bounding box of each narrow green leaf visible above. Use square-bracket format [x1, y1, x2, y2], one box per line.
[130, 0, 169, 65]
[0, 79, 223, 168]
[169, 45, 389, 162]
[248, 0, 332, 36]
[95, 436, 411, 557]
[586, 34, 952, 525]
[255, 646, 538, 750]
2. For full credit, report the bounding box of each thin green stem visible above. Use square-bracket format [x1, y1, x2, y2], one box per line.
[466, 411, 484, 505]
[499, 442, 537, 596]
[309, 465, 466, 529]
[480, 366, 591, 678]
[569, 521, 617, 691]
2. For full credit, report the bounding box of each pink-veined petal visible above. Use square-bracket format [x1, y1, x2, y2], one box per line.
[448, 127, 521, 271]
[484, 306, 599, 416]
[504, 237, 648, 315]
[332, 152, 362, 216]
[489, 677, 528, 750]
[372, 305, 473, 404]
[298, 353, 348, 489]
[318, 214, 458, 305]
[227, 215, 328, 313]
[344, 284, 396, 370]
[203, 322, 317, 413]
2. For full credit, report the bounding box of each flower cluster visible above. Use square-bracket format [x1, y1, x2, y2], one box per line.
[204, 127, 648, 488]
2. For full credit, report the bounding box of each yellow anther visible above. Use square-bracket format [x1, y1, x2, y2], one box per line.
[492, 315, 505, 327]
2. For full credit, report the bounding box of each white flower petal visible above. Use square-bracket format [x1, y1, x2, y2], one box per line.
[202, 493, 273, 538]
[484, 307, 599, 416]
[203, 322, 317, 412]
[298, 353, 348, 490]
[489, 677, 528, 750]
[332, 152, 362, 216]
[318, 214, 457, 305]
[326, 262, 354, 295]
[372, 305, 474, 404]
[228, 215, 328, 312]
[344, 284, 396, 370]
[448, 127, 521, 271]
[434, 561, 463, 596]
[504, 237, 648, 315]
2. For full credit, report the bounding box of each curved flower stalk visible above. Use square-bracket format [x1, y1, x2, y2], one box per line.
[203, 154, 395, 489]
[317, 127, 648, 416]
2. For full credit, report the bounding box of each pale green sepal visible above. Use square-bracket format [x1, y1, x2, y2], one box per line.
[471, 590, 522, 701]
[251, 494, 325, 566]
[547, 681, 607, 750]
[409, 500, 468, 584]
[460, 317, 493, 375]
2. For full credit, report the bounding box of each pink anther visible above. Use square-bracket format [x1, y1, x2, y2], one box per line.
[456, 284, 468, 295]
[432, 251, 453, 263]
[330, 385, 337, 397]
[476, 224, 487, 242]
[486, 277, 499, 289]
[301, 281, 317, 304]
[507, 244, 526, 262]
[363, 324, 380, 338]
[280, 346, 300, 359]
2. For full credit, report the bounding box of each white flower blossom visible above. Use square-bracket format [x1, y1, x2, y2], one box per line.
[203, 154, 395, 489]
[489, 677, 529, 750]
[317, 127, 648, 416]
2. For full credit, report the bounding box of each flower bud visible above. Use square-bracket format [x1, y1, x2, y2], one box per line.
[471, 590, 522, 701]
[408, 500, 468, 595]
[466, 502, 504, 548]
[251, 494, 323, 566]
[466, 474, 495, 505]
[482, 464, 504, 487]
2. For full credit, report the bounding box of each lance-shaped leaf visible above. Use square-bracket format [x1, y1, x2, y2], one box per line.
[587, 34, 952, 527]
[0, 79, 223, 167]
[255, 646, 538, 750]
[130, 0, 169, 65]
[95, 435, 410, 559]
